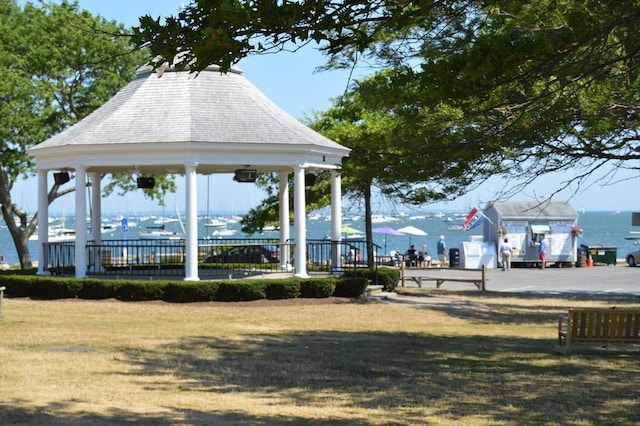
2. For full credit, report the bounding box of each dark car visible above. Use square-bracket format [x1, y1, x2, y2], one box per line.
[204, 245, 279, 264]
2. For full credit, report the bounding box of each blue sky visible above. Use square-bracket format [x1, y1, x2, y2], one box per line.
[13, 0, 640, 214]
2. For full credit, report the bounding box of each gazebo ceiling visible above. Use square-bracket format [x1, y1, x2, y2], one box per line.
[28, 63, 350, 175]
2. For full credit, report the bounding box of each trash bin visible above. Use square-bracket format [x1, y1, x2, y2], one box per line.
[576, 246, 587, 267]
[449, 248, 460, 267]
[580, 244, 617, 265]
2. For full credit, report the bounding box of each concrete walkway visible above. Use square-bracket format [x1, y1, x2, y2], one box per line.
[397, 264, 640, 295]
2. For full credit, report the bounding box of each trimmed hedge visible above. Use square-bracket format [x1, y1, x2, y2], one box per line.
[115, 281, 168, 301]
[216, 281, 266, 302]
[300, 278, 336, 298]
[32, 276, 83, 299]
[333, 276, 369, 298]
[0, 275, 36, 297]
[265, 280, 301, 300]
[0, 271, 373, 302]
[78, 278, 121, 300]
[343, 267, 399, 291]
[163, 281, 220, 303]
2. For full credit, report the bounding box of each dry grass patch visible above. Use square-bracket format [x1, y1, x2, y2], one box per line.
[0, 292, 638, 425]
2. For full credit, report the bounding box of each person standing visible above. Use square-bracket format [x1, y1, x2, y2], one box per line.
[500, 238, 512, 271]
[538, 234, 547, 270]
[436, 235, 447, 266]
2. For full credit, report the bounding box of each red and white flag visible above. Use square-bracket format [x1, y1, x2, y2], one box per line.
[463, 207, 485, 231]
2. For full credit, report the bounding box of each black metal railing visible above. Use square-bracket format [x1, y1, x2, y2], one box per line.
[43, 238, 383, 278]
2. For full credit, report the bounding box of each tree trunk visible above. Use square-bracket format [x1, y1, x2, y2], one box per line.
[363, 184, 374, 270]
[1, 203, 36, 270]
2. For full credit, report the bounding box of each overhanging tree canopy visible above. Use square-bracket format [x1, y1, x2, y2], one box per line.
[0, 0, 148, 269]
[132, 0, 640, 194]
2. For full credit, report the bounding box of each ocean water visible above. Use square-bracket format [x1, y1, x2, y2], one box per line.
[0, 210, 637, 266]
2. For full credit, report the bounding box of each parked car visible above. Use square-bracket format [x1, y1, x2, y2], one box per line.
[626, 249, 640, 267]
[204, 245, 279, 264]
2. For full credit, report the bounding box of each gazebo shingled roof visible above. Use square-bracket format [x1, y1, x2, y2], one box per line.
[28, 64, 350, 175]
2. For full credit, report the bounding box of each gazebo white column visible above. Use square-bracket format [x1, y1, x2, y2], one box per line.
[330, 171, 342, 269]
[184, 163, 199, 281]
[90, 173, 102, 271]
[36, 169, 49, 275]
[293, 166, 307, 277]
[74, 166, 88, 278]
[278, 172, 291, 269]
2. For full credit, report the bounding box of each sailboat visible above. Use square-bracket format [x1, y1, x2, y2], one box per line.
[29, 201, 76, 242]
[139, 198, 186, 240]
[29, 223, 77, 242]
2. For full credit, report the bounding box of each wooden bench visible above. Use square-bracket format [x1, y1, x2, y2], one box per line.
[401, 265, 486, 291]
[0, 286, 5, 320]
[556, 308, 640, 355]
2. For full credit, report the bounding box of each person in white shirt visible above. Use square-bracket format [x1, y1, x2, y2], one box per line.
[500, 238, 512, 271]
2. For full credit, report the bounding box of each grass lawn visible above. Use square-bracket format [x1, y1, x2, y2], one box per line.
[0, 290, 638, 425]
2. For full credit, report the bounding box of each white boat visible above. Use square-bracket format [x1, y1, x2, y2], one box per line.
[142, 197, 186, 239]
[343, 233, 366, 241]
[205, 218, 228, 227]
[153, 217, 179, 225]
[29, 227, 77, 242]
[139, 230, 185, 240]
[371, 214, 399, 223]
[624, 231, 640, 240]
[225, 216, 240, 224]
[0, 255, 9, 270]
[51, 228, 77, 242]
[212, 228, 237, 237]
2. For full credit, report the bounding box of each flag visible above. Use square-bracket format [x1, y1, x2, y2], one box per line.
[463, 207, 485, 231]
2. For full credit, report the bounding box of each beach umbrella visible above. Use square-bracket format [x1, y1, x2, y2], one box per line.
[340, 225, 364, 241]
[397, 225, 428, 245]
[373, 226, 406, 253]
[372, 226, 406, 236]
[341, 225, 363, 235]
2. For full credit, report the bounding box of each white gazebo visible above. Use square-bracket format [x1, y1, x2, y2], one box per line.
[27, 62, 351, 280]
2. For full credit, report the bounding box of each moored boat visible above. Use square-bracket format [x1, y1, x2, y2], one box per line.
[624, 231, 640, 240]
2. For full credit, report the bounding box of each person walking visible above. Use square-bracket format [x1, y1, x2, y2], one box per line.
[436, 235, 447, 266]
[538, 234, 547, 270]
[500, 238, 512, 271]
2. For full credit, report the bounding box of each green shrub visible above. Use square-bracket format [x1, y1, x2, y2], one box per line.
[0, 268, 37, 276]
[374, 268, 400, 291]
[299, 278, 336, 298]
[265, 279, 301, 299]
[32, 277, 83, 299]
[78, 279, 120, 299]
[115, 281, 168, 301]
[0, 272, 363, 303]
[343, 268, 399, 291]
[333, 276, 368, 298]
[215, 281, 266, 302]
[163, 281, 220, 303]
[0, 275, 37, 297]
